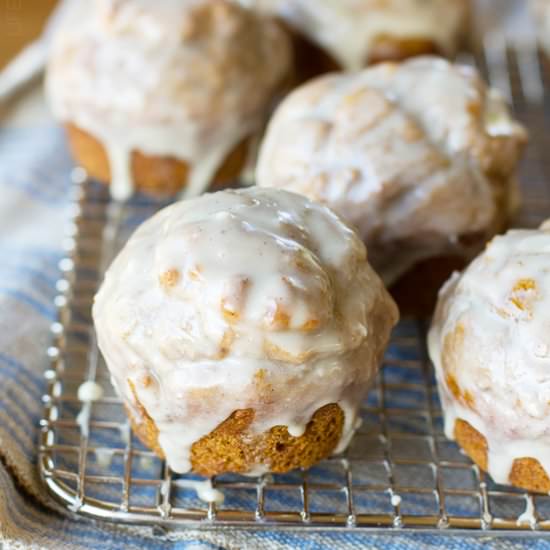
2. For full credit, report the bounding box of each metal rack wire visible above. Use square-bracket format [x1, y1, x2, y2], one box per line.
[39, 37, 550, 534]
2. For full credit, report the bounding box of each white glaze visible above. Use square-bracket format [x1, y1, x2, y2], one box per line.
[334, 415, 363, 454]
[391, 493, 402, 507]
[180, 479, 225, 504]
[94, 447, 116, 469]
[118, 421, 131, 446]
[46, 0, 291, 199]
[257, 57, 527, 285]
[243, 0, 468, 70]
[160, 477, 223, 504]
[517, 496, 536, 528]
[428, 221, 550, 487]
[93, 187, 398, 473]
[76, 381, 104, 437]
[76, 405, 92, 437]
[244, 465, 272, 478]
[160, 479, 170, 499]
[77, 380, 104, 402]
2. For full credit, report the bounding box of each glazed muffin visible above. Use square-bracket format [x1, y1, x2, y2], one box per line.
[46, 0, 292, 200]
[428, 221, 550, 493]
[242, 0, 469, 80]
[92, 187, 398, 475]
[256, 57, 528, 315]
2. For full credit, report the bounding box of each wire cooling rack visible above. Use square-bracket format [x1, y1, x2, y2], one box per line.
[39, 38, 550, 534]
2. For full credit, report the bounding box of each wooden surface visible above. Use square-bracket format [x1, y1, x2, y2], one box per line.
[0, 0, 59, 69]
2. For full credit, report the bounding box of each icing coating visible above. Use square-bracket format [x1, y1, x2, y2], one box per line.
[76, 381, 104, 437]
[257, 57, 527, 284]
[178, 479, 225, 503]
[94, 448, 116, 468]
[391, 493, 402, 507]
[428, 221, 550, 486]
[241, 0, 469, 70]
[93, 187, 398, 473]
[46, 0, 291, 200]
[77, 381, 104, 402]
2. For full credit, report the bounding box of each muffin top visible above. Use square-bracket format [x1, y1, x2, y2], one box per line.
[428, 220, 550, 479]
[257, 57, 527, 283]
[95, 187, 385, 361]
[46, 0, 292, 198]
[93, 187, 398, 472]
[241, 0, 468, 70]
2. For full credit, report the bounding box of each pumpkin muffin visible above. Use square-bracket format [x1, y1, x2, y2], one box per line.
[92, 187, 398, 475]
[46, 0, 292, 200]
[256, 57, 528, 315]
[428, 220, 550, 493]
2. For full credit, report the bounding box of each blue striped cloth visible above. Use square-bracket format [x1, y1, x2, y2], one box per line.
[0, 85, 547, 550]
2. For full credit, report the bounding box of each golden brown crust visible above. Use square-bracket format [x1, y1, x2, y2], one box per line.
[127, 380, 345, 476]
[367, 35, 441, 65]
[65, 123, 248, 196]
[454, 418, 550, 493]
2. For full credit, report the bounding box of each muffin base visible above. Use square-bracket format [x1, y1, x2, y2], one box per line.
[65, 124, 249, 197]
[127, 386, 345, 476]
[454, 418, 550, 493]
[367, 35, 441, 65]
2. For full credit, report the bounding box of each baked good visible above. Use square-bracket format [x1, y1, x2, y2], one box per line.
[428, 220, 550, 493]
[92, 187, 398, 475]
[242, 0, 470, 78]
[46, 0, 292, 200]
[256, 57, 528, 314]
